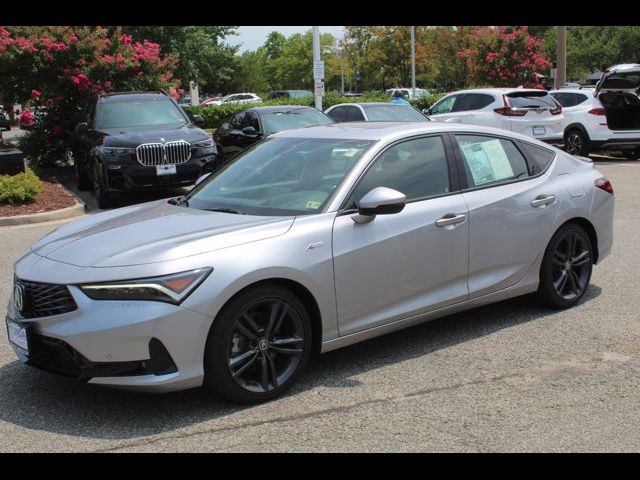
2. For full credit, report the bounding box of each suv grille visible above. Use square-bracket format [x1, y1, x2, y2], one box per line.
[136, 141, 191, 166]
[15, 279, 77, 319]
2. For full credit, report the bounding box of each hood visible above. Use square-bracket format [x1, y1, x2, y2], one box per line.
[30, 200, 295, 267]
[98, 124, 209, 148]
[595, 64, 640, 97]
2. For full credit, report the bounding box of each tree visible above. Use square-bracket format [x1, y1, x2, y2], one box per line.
[457, 26, 551, 88]
[0, 26, 176, 165]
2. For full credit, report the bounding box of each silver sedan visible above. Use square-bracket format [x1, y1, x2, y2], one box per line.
[6, 122, 614, 403]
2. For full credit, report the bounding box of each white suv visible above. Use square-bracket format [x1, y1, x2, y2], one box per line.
[550, 64, 640, 159]
[426, 88, 564, 145]
[202, 93, 262, 106]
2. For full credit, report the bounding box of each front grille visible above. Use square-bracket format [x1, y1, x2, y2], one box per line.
[16, 279, 77, 318]
[136, 140, 191, 166]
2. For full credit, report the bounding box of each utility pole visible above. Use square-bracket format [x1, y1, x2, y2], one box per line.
[313, 26, 323, 110]
[411, 26, 416, 99]
[189, 80, 199, 106]
[340, 48, 345, 95]
[556, 26, 567, 88]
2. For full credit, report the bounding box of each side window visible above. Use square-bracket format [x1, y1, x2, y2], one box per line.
[430, 95, 458, 115]
[551, 92, 571, 107]
[519, 142, 556, 175]
[350, 136, 450, 205]
[456, 93, 494, 111]
[242, 112, 259, 130]
[230, 112, 245, 129]
[574, 93, 589, 106]
[345, 106, 365, 122]
[327, 106, 348, 122]
[455, 135, 529, 188]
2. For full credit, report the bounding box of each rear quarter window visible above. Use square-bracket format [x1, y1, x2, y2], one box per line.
[519, 142, 556, 175]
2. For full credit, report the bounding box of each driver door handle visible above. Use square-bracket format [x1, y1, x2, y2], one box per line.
[531, 195, 556, 208]
[436, 213, 467, 228]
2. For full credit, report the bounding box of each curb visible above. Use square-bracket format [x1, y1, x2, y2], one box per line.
[0, 180, 86, 227]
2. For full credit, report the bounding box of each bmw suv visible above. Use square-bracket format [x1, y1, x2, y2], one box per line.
[74, 91, 220, 208]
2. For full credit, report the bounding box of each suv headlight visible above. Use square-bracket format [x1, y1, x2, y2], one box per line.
[78, 268, 212, 304]
[98, 146, 136, 156]
[192, 138, 214, 148]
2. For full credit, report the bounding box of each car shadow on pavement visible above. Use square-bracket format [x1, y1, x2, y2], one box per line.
[0, 285, 601, 441]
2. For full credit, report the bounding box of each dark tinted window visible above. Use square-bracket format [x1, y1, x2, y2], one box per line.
[362, 104, 428, 121]
[345, 106, 365, 122]
[519, 142, 556, 175]
[506, 92, 558, 109]
[454, 93, 495, 112]
[327, 106, 349, 122]
[242, 112, 260, 130]
[230, 112, 245, 129]
[551, 92, 589, 108]
[455, 135, 529, 188]
[350, 136, 450, 204]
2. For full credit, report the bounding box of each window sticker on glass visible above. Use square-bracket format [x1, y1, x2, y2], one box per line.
[459, 138, 514, 186]
[481, 139, 514, 179]
[306, 200, 322, 209]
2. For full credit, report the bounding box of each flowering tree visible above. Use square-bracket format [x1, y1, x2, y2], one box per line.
[457, 26, 551, 88]
[0, 26, 177, 166]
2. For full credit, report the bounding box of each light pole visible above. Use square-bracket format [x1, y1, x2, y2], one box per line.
[313, 26, 322, 110]
[411, 26, 416, 99]
[340, 48, 345, 95]
[556, 26, 567, 89]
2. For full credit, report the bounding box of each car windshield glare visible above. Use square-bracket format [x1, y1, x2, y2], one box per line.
[186, 136, 376, 216]
[99, 99, 188, 129]
[363, 105, 427, 121]
[261, 110, 333, 134]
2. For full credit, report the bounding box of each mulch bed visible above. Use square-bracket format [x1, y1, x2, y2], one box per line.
[0, 177, 77, 217]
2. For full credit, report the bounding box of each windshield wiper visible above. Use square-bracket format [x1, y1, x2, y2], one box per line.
[168, 196, 189, 207]
[204, 207, 246, 215]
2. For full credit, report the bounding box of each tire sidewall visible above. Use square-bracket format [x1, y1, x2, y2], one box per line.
[204, 285, 313, 403]
[565, 128, 590, 157]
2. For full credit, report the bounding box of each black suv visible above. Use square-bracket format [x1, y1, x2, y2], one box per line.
[74, 91, 220, 208]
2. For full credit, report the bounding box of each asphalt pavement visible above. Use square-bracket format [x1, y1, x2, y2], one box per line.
[0, 155, 639, 452]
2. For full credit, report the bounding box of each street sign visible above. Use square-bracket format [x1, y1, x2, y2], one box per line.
[314, 79, 325, 97]
[313, 61, 325, 80]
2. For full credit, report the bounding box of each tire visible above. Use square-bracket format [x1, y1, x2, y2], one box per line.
[203, 284, 313, 403]
[75, 162, 92, 191]
[538, 223, 593, 308]
[564, 128, 590, 157]
[92, 161, 117, 209]
[622, 150, 640, 161]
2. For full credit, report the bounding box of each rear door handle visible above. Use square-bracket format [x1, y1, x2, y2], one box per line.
[436, 213, 467, 228]
[531, 195, 556, 208]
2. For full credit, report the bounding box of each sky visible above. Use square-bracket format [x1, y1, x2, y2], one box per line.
[227, 26, 345, 53]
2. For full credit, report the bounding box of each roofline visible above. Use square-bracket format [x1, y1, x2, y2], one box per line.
[99, 90, 169, 98]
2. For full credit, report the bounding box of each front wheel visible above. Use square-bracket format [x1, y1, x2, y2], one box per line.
[203, 285, 312, 403]
[538, 224, 593, 308]
[564, 128, 590, 157]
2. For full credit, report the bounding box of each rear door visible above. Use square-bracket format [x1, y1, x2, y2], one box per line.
[452, 133, 559, 298]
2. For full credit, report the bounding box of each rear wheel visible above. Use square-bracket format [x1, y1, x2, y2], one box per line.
[203, 284, 312, 403]
[564, 128, 590, 157]
[92, 161, 117, 209]
[622, 150, 640, 160]
[538, 224, 593, 308]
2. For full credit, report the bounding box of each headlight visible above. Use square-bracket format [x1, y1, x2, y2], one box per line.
[78, 268, 212, 304]
[192, 138, 214, 148]
[98, 146, 136, 155]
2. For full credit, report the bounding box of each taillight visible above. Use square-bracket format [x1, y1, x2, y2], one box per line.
[595, 177, 614, 194]
[588, 108, 606, 116]
[493, 107, 527, 117]
[550, 105, 562, 115]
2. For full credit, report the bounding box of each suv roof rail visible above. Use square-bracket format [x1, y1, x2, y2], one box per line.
[99, 90, 168, 98]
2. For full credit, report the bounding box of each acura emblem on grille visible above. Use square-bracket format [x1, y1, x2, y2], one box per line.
[13, 282, 25, 312]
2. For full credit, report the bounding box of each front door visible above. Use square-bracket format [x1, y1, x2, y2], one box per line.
[332, 135, 469, 336]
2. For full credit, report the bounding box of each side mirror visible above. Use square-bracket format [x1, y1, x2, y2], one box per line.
[352, 187, 406, 224]
[192, 114, 205, 125]
[75, 122, 89, 134]
[241, 126, 257, 136]
[422, 108, 432, 116]
[195, 172, 211, 187]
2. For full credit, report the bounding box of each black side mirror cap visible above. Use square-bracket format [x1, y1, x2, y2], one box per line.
[75, 122, 89, 134]
[242, 126, 258, 135]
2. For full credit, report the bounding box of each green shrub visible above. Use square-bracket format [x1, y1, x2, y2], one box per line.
[0, 167, 43, 204]
[410, 92, 447, 111]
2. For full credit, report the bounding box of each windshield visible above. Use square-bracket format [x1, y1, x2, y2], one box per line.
[362, 105, 428, 121]
[186, 136, 376, 216]
[99, 99, 188, 129]
[261, 110, 333, 134]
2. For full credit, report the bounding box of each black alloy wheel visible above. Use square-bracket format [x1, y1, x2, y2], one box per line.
[204, 285, 312, 403]
[538, 224, 593, 308]
[564, 129, 589, 157]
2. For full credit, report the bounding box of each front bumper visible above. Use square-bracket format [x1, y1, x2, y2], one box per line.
[7, 284, 214, 392]
[100, 152, 220, 193]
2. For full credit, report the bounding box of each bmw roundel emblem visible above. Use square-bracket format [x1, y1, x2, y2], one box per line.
[13, 282, 25, 312]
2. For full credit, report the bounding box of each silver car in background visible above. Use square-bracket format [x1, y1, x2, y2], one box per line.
[7, 123, 614, 403]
